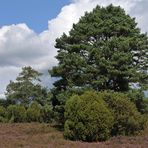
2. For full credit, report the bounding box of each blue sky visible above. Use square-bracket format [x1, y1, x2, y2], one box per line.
[0, 0, 70, 33]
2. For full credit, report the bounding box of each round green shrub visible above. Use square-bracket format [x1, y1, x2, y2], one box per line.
[7, 105, 26, 123]
[100, 91, 146, 136]
[64, 91, 114, 142]
[26, 101, 42, 122]
[51, 88, 92, 126]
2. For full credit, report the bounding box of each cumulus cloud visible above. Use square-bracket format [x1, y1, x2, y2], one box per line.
[0, 0, 147, 98]
[0, 24, 45, 66]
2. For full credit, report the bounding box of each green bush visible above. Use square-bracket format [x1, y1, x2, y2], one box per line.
[0, 106, 7, 123]
[0, 106, 6, 117]
[52, 91, 71, 125]
[52, 88, 93, 125]
[127, 89, 148, 114]
[101, 91, 146, 136]
[0, 116, 6, 122]
[41, 104, 53, 123]
[26, 101, 42, 122]
[7, 105, 26, 123]
[142, 99, 148, 114]
[64, 91, 114, 142]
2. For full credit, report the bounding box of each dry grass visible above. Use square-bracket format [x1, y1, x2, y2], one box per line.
[0, 123, 148, 148]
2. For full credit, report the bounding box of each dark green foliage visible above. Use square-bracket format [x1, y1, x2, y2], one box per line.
[52, 90, 73, 125]
[7, 105, 26, 123]
[142, 99, 148, 114]
[127, 89, 148, 114]
[100, 91, 146, 136]
[41, 104, 53, 123]
[0, 106, 6, 117]
[64, 91, 114, 141]
[1, 89, 53, 123]
[5, 66, 48, 107]
[0, 99, 15, 108]
[40, 92, 54, 123]
[0, 106, 6, 122]
[50, 5, 148, 93]
[51, 87, 93, 125]
[26, 102, 42, 122]
[0, 99, 7, 107]
[64, 91, 146, 141]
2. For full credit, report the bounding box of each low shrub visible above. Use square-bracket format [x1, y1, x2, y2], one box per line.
[41, 104, 53, 123]
[7, 105, 26, 123]
[100, 91, 146, 136]
[26, 101, 42, 122]
[64, 91, 114, 141]
[127, 89, 148, 114]
[0, 106, 6, 117]
[52, 88, 93, 126]
[0, 106, 7, 122]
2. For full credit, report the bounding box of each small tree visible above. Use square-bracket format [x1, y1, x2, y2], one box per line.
[5, 66, 47, 107]
[64, 91, 114, 141]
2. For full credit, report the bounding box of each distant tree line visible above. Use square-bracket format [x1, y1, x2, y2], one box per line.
[0, 66, 53, 123]
[0, 5, 148, 142]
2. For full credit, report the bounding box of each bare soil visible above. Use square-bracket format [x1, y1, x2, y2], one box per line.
[0, 123, 148, 148]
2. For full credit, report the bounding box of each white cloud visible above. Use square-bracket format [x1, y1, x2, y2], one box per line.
[0, 24, 57, 97]
[0, 0, 147, 98]
[0, 94, 5, 99]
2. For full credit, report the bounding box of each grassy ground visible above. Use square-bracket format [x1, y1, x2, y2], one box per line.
[0, 123, 148, 148]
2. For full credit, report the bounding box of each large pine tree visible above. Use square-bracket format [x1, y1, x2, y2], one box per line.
[50, 5, 148, 92]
